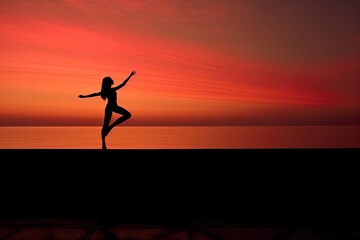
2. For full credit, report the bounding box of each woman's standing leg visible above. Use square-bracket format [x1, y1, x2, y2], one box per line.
[102, 106, 112, 150]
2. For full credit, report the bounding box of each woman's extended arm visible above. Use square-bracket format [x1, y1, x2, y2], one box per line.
[112, 70, 136, 91]
[78, 92, 101, 98]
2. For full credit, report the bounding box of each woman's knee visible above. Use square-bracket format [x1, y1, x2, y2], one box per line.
[125, 111, 131, 119]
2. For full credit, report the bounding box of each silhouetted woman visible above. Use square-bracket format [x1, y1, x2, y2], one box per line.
[78, 70, 136, 150]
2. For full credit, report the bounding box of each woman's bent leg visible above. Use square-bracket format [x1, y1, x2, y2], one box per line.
[107, 106, 131, 133]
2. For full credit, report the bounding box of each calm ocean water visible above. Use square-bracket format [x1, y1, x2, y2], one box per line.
[0, 126, 359, 149]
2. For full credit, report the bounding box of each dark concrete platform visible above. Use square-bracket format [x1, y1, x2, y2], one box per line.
[1, 149, 359, 229]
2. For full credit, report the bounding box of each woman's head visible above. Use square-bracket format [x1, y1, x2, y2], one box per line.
[101, 77, 114, 100]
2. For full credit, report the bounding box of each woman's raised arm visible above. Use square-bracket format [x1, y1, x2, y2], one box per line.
[112, 70, 136, 91]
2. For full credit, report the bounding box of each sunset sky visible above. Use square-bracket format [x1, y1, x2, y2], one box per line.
[1, 0, 359, 126]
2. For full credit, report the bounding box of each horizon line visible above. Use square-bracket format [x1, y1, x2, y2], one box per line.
[0, 124, 359, 127]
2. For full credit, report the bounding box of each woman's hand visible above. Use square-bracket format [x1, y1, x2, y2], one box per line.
[130, 70, 136, 76]
[78, 95, 84, 98]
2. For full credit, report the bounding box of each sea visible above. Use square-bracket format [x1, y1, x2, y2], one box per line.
[0, 126, 359, 149]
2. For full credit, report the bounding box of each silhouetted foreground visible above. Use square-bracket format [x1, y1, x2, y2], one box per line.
[1, 149, 359, 228]
[78, 70, 136, 150]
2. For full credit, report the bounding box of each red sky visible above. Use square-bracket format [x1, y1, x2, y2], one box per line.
[0, 0, 359, 126]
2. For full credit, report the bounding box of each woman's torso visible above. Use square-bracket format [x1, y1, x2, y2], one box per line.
[106, 89, 117, 106]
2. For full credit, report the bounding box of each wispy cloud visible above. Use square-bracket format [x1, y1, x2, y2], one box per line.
[0, 0, 359, 125]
